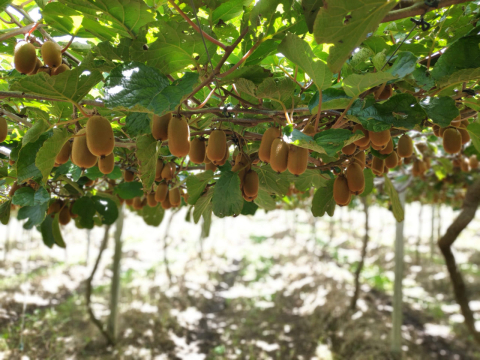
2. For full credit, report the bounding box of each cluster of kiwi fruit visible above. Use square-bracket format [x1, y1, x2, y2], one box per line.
[432, 119, 470, 155]
[0, 117, 7, 143]
[452, 154, 478, 172]
[57, 115, 115, 175]
[14, 40, 69, 76]
[151, 112, 191, 158]
[46, 199, 78, 225]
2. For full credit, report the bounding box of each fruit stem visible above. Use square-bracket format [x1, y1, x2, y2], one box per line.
[332, 98, 356, 129]
[61, 35, 75, 53]
[314, 91, 323, 133]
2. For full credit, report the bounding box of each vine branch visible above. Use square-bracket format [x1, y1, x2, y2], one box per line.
[382, 0, 472, 23]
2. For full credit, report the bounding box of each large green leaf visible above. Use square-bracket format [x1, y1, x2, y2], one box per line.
[253, 165, 290, 196]
[10, 68, 103, 103]
[104, 63, 199, 116]
[136, 135, 157, 191]
[92, 196, 119, 225]
[0, 200, 11, 225]
[384, 175, 404, 222]
[193, 187, 214, 224]
[278, 32, 332, 91]
[72, 196, 97, 229]
[256, 77, 296, 105]
[360, 169, 374, 197]
[35, 128, 71, 183]
[187, 170, 214, 205]
[436, 68, 480, 89]
[311, 179, 335, 217]
[38, 214, 66, 248]
[421, 97, 459, 128]
[302, 0, 323, 33]
[343, 72, 395, 98]
[291, 128, 363, 156]
[17, 132, 52, 183]
[213, 0, 244, 23]
[254, 189, 276, 211]
[42, 3, 84, 35]
[23, 119, 50, 146]
[124, 113, 151, 137]
[212, 171, 243, 218]
[114, 181, 144, 199]
[386, 51, 417, 79]
[12, 187, 49, 207]
[467, 123, 480, 154]
[140, 203, 165, 226]
[18, 202, 49, 229]
[313, 0, 398, 73]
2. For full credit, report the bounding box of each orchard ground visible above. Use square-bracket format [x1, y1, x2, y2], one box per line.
[0, 204, 479, 359]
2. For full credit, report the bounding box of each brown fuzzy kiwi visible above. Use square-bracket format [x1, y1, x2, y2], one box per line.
[215, 144, 230, 166]
[346, 162, 365, 195]
[124, 170, 135, 182]
[242, 189, 257, 202]
[189, 137, 206, 164]
[126, 198, 134, 206]
[132, 196, 144, 210]
[460, 157, 470, 172]
[452, 157, 461, 168]
[443, 128, 462, 154]
[354, 151, 366, 167]
[303, 124, 316, 136]
[374, 84, 393, 101]
[412, 160, 425, 177]
[58, 206, 71, 225]
[161, 195, 172, 210]
[287, 145, 309, 176]
[155, 183, 168, 203]
[86, 115, 114, 157]
[439, 127, 447, 137]
[333, 175, 351, 206]
[155, 159, 164, 181]
[85, 179, 95, 187]
[0, 117, 8, 143]
[385, 151, 398, 169]
[41, 41, 62, 68]
[147, 192, 157, 207]
[370, 142, 385, 151]
[151, 113, 171, 141]
[259, 127, 281, 163]
[243, 170, 259, 199]
[169, 187, 181, 207]
[161, 162, 176, 180]
[371, 156, 385, 175]
[14, 41, 37, 74]
[55, 141, 72, 165]
[231, 153, 250, 173]
[205, 162, 217, 172]
[403, 156, 413, 165]
[204, 151, 212, 164]
[397, 134, 413, 158]
[72, 129, 97, 168]
[52, 63, 69, 76]
[353, 124, 370, 147]
[28, 58, 42, 75]
[270, 138, 289, 173]
[47, 200, 62, 215]
[98, 153, 115, 174]
[369, 129, 391, 147]
[168, 116, 190, 157]
[379, 138, 394, 155]
[341, 142, 356, 155]
[433, 125, 440, 137]
[458, 128, 470, 144]
[208, 130, 228, 164]
[470, 154, 479, 170]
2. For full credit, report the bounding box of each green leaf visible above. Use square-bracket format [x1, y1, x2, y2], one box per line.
[104, 63, 199, 116]
[467, 123, 480, 154]
[291, 169, 330, 191]
[35, 128, 71, 183]
[212, 171, 243, 218]
[72, 196, 96, 229]
[140, 203, 165, 226]
[384, 175, 404, 222]
[51, 214, 66, 248]
[254, 189, 276, 211]
[213, 0, 244, 23]
[302, 0, 323, 33]
[22, 119, 50, 146]
[241, 200, 258, 216]
[421, 97, 459, 127]
[187, 170, 214, 205]
[386, 52, 417, 79]
[17, 132, 51, 183]
[278, 32, 332, 91]
[114, 182, 144, 199]
[308, 88, 352, 113]
[124, 113, 151, 137]
[256, 77, 296, 105]
[360, 168, 374, 197]
[42, 3, 84, 35]
[106, 166, 123, 180]
[0, 200, 11, 225]
[250, 0, 288, 27]
[436, 67, 480, 89]
[38, 214, 65, 248]
[84, 166, 104, 180]
[131, 21, 217, 75]
[343, 72, 396, 98]
[313, 0, 398, 73]
[201, 203, 213, 238]
[193, 187, 214, 224]
[18, 202, 49, 229]
[253, 165, 290, 196]
[244, 40, 278, 67]
[136, 135, 157, 191]
[10, 68, 103, 103]
[92, 196, 118, 225]
[12, 187, 35, 206]
[291, 128, 363, 156]
[311, 179, 335, 217]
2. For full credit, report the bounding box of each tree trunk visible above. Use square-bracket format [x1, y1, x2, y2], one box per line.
[415, 204, 423, 265]
[391, 191, 406, 357]
[86, 229, 91, 267]
[437, 205, 441, 244]
[350, 197, 369, 310]
[107, 205, 124, 343]
[3, 221, 10, 262]
[438, 178, 480, 345]
[430, 204, 435, 259]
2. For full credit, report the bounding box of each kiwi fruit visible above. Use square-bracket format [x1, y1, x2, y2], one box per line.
[374, 84, 393, 100]
[204, 152, 212, 164]
[243, 170, 259, 200]
[379, 138, 394, 155]
[207, 130, 227, 163]
[189, 137, 206, 164]
[460, 157, 470, 172]
[433, 125, 440, 137]
[259, 127, 281, 163]
[443, 128, 462, 154]
[346, 162, 365, 195]
[354, 151, 366, 167]
[215, 144, 230, 166]
[53, 64, 69, 75]
[155, 183, 168, 203]
[369, 129, 391, 147]
[147, 192, 158, 207]
[161, 161, 176, 180]
[72, 129, 97, 169]
[371, 156, 385, 175]
[397, 135, 413, 158]
[353, 124, 370, 147]
[47, 200, 62, 215]
[155, 159, 164, 181]
[55, 141, 72, 165]
[270, 138, 289, 173]
[85, 179, 95, 187]
[124, 170, 135, 182]
[287, 145, 309, 176]
[161, 196, 172, 210]
[28, 58, 42, 75]
[151, 113, 171, 141]
[452, 157, 461, 168]
[231, 153, 250, 173]
[168, 116, 190, 157]
[385, 151, 398, 169]
[341, 143, 356, 155]
[132, 196, 144, 210]
[0, 117, 8, 143]
[333, 175, 351, 206]
[41, 41, 62, 68]
[14, 41, 37, 74]
[205, 162, 217, 172]
[126, 198, 134, 206]
[412, 160, 425, 177]
[86, 116, 114, 157]
[458, 128, 470, 144]
[370, 142, 385, 151]
[470, 154, 479, 170]
[99, 153, 115, 174]
[169, 187, 181, 207]
[59, 206, 71, 225]
[303, 124, 316, 136]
